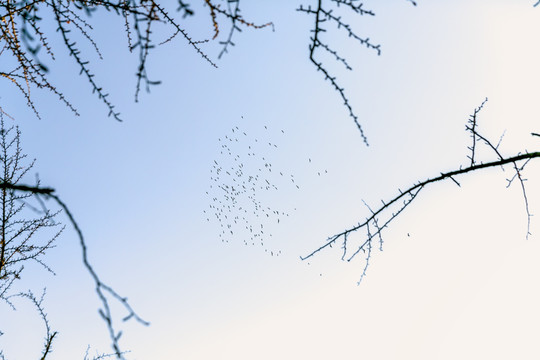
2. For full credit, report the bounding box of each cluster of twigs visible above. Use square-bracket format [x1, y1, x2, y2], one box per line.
[0, 121, 63, 302]
[203, 0, 274, 59]
[0, 117, 61, 360]
[297, 0, 415, 146]
[0, 114, 145, 359]
[1, 289, 57, 360]
[0, 0, 271, 120]
[301, 99, 540, 283]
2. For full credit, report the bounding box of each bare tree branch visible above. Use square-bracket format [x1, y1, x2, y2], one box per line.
[297, 0, 416, 145]
[0, 116, 144, 359]
[302, 100, 540, 283]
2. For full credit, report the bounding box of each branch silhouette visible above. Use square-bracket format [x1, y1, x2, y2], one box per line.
[0, 179, 148, 359]
[0, 118, 145, 359]
[302, 99, 540, 283]
[0, 1, 270, 119]
[297, 0, 416, 145]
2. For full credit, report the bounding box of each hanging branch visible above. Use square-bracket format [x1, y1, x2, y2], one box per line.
[0, 179, 148, 359]
[297, 0, 377, 146]
[1, 0, 272, 118]
[201, 0, 274, 59]
[48, 193, 149, 359]
[0, 115, 145, 359]
[302, 99, 540, 283]
[297, 0, 416, 146]
[0, 1, 214, 119]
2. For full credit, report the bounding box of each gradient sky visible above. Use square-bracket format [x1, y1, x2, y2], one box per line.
[2, 1, 540, 359]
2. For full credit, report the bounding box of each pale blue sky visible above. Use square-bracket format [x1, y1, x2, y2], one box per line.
[2, 1, 540, 359]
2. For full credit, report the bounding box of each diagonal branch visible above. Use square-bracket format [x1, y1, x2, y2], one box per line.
[302, 100, 540, 283]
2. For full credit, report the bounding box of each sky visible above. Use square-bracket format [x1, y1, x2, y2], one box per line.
[1, 1, 540, 359]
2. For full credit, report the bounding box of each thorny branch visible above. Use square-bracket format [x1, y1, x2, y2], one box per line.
[0, 120, 62, 360]
[206, 0, 274, 59]
[0, 117, 144, 359]
[0, 0, 271, 119]
[48, 193, 149, 359]
[297, 0, 415, 146]
[4, 290, 57, 360]
[302, 99, 540, 283]
[0, 180, 148, 359]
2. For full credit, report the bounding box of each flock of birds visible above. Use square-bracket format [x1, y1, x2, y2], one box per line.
[204, 121, 328, 256]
